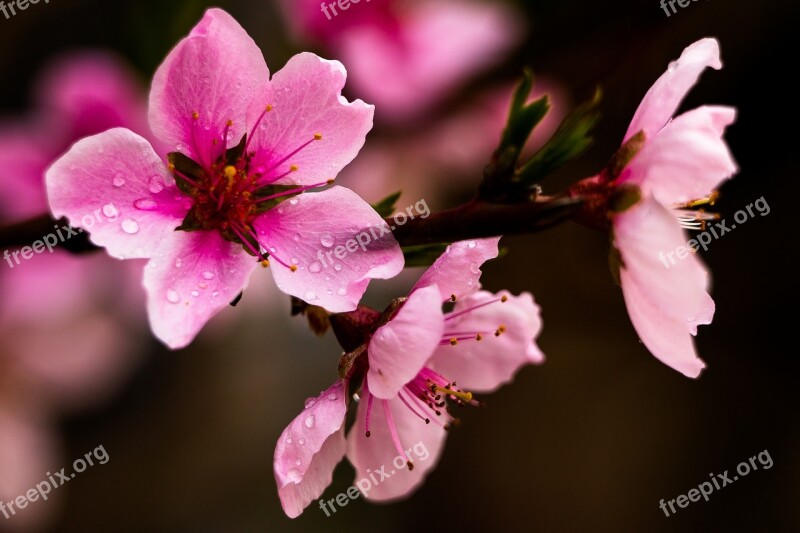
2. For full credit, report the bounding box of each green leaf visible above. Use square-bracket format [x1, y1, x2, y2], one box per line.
[175, 205, 205, 232]
[371, 191, 402, 218]
[402, 243, 449, 267]
[516, 88, 602, 186]
[168, 152, 206, 196]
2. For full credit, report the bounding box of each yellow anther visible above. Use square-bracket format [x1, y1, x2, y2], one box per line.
[450, 294, 457, 302]
[449, 338, 459, 346]
[192, 111, 200, 120]
[261, 260, 270, 268]
[226, 119, 234, 126]
[500, 295, 508, 303]
[290, 165, 299, 172]
[326, 178, 335, 185]
[167, 163, 175, 171]
[224, 165, 237, 179]
[290, 265, 298, 272]
[495, 325, 507, 337]
[434, 386, 473, 403]
[314, 133, 323, 140]
[476, 334, 483, 341]
[266, 104, 273, 112]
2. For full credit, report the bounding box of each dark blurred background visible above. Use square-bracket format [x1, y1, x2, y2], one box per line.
[0, 0, 797, 531]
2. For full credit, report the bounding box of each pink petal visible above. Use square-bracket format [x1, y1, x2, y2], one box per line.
[149, 8, 269, 166]
[625, 38, 722, 141]
[274, 380, 348, 518]
[413, 238, 500, 302]
[338, 0, 523, 122]
[368, 285, 445, 399]
[253, 186, 404, 312]
[142, 230, 258, 349]
[429, 290, 544, 392]
[614, 197, 714, 377]
[622, 106, 738, 205]
[46, 128, 188, 259]
[246, 52, 374, 187]
[347, 388, 447, 501]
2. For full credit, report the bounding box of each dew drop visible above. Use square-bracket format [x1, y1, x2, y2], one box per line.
[320, 233, 335, 248]
[166, 289, 180, 303]
[467, 279, 474, 287]
[175, 258, 183, 268]
[326, 289, 333, 295]
[102, 205, 118, 218]
[309, 263, 322, 274]
[467, 240, 477, 249]
[334, 264, 343, 272]
[295, 459, 302, 466]
[304, 290, 318, 301]
[298, 439, 305, 446]
[202, 271, 215, 280]
[121, 219, 139, 234]
[148, 176, 164, 193]
[191, 290, 200, 297]
[304, 398, 316, 409]
[112, 175, 126, 187]
[269, 247, 277, 254]
[293, 233, 301, 242]
[304, 415, 315, 428]
[286, 437, 293, 444]
[328, 392, 338, 401]
[290, 257, 299, 265]
[134, 198, 158, 211]
[469, 262, 480, 274]
[212, 290, 220, 297]
[336, 287, 347, 296]
[286, 469, 302, 483]
[289, 198, 299, 205]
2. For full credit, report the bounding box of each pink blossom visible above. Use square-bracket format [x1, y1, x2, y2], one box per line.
[45, 9, 404, 349]
[279, 0, 524, 123]
[274, 239, 544, 516]
[593, 39, 737, 377]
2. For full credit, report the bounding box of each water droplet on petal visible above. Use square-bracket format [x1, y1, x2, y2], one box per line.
[328, 392, 338, 401]
[289, 198, 299, 205]
[134, 198, 158, 211]
[320, 233, 335, 248]
[304, 415, 315, 428]
[467, 279, 474, 287]
[293, 233, 301, 242]
[298, 439, 305, 446]
[102, 205, 118, 218]
[467, 240, 477, 249]
[121, 220, 139, 234]
[304, 291, 318, 301]
[325, 289, 333, 295]
[212, 291, 220, 297]
[290, 257, 299, 265]
[191, 290, 200, 297]
[295, 459, 302, 466]
[286, 437, 293, 444]
[148, 176, 164, 193]
[337, 287, 347, 296]
[469, 262, 480, 274]
[174, 258, 183, 268]
[334, 264, 343, 272]
[286, 469, 302, 483]
[309, 263, 322, 274]
[166, 289, 180, 303]
[112, 174, 125, 187]
[304, 398, 316, 409]
[202, 271, 215, 280]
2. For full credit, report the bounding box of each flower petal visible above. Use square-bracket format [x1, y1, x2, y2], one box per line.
[253, 186, 404, 312]
[246, 52, 374, 187]
[429, 290, 544, 392]
[347, 387, 447, 501]
[0, 126, 50, 221]
[368, 285, 444, 399]
[413, 238, 500, 302]
[274, 380, 348, 519]
[625, 38, 722, 141]
[149, 8, 270, 166]
[614, 197, 713, 377]
[623, 106, 738, 205]
[46, 128, 188, 259]
[143, 230, 257, 349]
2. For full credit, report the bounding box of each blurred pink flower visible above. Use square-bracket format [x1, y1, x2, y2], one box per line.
[0, 51, 151, 529]
[574, 39, 737, 378]
[274, 239, 544, 516]
[279, 0, 524, 123]
[46, 9, 404, 349]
